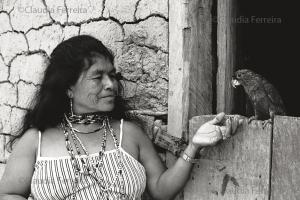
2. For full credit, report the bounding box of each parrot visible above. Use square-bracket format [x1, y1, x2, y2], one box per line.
[231, 69, 286, 126]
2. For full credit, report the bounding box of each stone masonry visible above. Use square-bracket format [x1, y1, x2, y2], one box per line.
[0, 0, 169, 180]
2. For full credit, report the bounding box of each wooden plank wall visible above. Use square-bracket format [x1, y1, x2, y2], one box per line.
[216, 0, 237, 114]
[271, 116, 300, 200]
[184, 115, 271, 199]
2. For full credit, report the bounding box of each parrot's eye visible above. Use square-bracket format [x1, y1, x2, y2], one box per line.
[236, 73, 241, 78]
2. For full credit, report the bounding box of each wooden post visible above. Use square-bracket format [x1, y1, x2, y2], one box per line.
[216, 0, 237, 113]
[168, 0, 213, 140]
[184, 115, 271, 199]
[188, 0, 213, 118]
[168, 0, 190, 139]
[168, 1, 214, 199]
[271, 116, 300, 200]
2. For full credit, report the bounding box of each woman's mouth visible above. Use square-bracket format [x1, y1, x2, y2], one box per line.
[101, 95, 115, 101]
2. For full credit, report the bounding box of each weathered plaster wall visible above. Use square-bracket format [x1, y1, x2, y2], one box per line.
[0, 0, 168, 179]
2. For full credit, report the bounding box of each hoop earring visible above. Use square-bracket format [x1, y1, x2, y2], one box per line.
[70, 98, 74, 116]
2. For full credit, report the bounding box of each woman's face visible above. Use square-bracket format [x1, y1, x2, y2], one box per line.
[69, 54, 118, 114]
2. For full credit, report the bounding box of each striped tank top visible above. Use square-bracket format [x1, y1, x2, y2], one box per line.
[30, 119, 147, 200]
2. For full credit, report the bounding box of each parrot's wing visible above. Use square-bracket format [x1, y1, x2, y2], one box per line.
[261, 78, 286, 112]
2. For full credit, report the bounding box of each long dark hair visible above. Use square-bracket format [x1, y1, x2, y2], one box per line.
[8, 35, 130, 150]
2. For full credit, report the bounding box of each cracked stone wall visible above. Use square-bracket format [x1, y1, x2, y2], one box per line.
[0, 0, 169, 179]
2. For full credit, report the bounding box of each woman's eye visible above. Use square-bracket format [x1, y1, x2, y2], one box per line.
[109, 74, 117, 78]
[93, 73, 119, 80]
[94, 75, 102, 79]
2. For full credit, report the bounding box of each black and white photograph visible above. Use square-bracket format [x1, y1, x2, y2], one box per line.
[0, 0, 299, 199]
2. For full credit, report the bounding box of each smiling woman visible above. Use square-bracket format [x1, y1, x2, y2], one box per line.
[0, 35, 242, 200]
[69, 52, 119, 114]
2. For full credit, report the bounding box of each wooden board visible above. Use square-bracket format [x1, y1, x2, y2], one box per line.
[184, 115, 271, 199]
[168, 0, 188, 138]
[187, 0, 213, 118]
[216, 0, 237, 113]
[167, 0, 214, 198]
[168, 0, 213, 139]
[271, 116, 300, 200]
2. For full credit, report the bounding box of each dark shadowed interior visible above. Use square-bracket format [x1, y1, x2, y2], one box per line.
[237, 0, 299, 117]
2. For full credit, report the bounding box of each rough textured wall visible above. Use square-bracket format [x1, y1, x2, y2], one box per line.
[0, 0, 168, 178]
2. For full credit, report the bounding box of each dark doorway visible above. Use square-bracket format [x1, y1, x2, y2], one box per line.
[236, 0, 299, 117]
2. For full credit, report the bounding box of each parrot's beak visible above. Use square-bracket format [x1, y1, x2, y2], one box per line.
[231, 79, 241, 88]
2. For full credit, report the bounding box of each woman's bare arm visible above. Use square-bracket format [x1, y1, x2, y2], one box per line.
[0, 128, 38, 199]
[133, 113, 241, 200]
[138, 128, 196, 200]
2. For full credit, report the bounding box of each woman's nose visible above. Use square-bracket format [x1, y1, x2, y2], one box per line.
[102, 74, 114, 90]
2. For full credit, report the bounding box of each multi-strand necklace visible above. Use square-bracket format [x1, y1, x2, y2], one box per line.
[61, 113, 126, 199]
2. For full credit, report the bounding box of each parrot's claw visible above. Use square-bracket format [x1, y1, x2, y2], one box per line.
[262, 119, 273, 129]
[247, 116, 257, 124]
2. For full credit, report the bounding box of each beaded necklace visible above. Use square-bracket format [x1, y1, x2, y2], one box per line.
[61, 114, 126, 199]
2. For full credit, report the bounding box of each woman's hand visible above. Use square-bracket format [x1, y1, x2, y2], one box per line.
[191, 112, 243, 149]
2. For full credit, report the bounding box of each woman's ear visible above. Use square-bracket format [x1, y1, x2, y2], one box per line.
[67, 89, 74, 98]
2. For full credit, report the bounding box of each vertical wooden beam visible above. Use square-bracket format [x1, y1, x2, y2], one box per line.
[216, 0, 237, 113]
[168, 0, 189, 138]
[188, 0, 213, 117]
[184, 116, 271, 199]
[271, 116, 300, 200]
[168, 0, 213, 139]
[167, 1, 188, 196]
[168, 1, 214, 199]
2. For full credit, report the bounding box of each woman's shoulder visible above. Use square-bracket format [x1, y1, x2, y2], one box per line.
[12, 127, 59, 156]
[122, 119, 150, 144]
[17, 128, 39, 144]
[40, 127, 65, 146]
[10, 128, 39, 157]
[42, 127, 62, 137]
[122, 119, 145, 135]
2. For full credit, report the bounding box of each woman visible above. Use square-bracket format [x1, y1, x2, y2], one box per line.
[0, 35, 242, 200]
